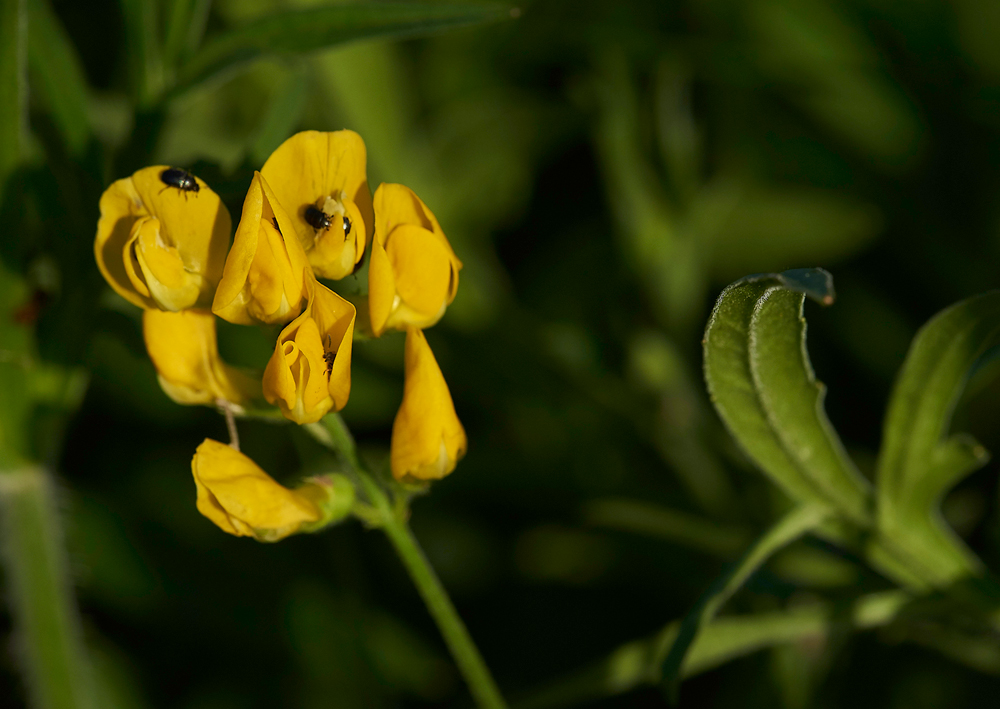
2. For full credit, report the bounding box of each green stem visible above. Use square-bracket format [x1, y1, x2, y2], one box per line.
[309, 416, 507, 709]
[0, 467, 95, 709]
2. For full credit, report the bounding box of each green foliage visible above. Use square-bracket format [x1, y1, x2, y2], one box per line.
[703, 269, 871, 523]
[876, 293, 1000, 586]
[169, 3, 514, 100]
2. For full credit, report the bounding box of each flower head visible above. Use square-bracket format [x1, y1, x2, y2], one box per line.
[391, 328, 467, 482]
[260, 130, 373, 280]
[262, 277, 356, 423]
[143, 309, 259, 406]
[368, 184, 461, 337]
[95, 166, 231, 311]
[191, 439, 323, 542]
[213, 172, 310, 325]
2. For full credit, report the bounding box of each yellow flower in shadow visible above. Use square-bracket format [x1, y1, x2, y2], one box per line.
[262, 277, 356, 423]
[391, 328, 467, 482]
[143, 309, 260, 406]
[213, 172, 310, 325]
[95, 166, 231, 311]
[260, 130, 373, 280]
[191, 439, 322, 542]
[368, 184, 461, 337]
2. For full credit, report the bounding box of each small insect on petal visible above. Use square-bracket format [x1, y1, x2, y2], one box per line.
[160, 167, 200, 195]
[305, 206, 332, 231]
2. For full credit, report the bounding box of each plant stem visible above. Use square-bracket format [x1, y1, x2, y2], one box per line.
[0, 466, 95, 709]
[361, 473, 507, 709]
[308, 416, 507, 708]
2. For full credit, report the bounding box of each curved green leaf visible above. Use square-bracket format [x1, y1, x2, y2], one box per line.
[660, 505, 828, 700]
[170, 2, 514, 100]
[703, 269, 871, 523]
[876, 291, 1000, 586]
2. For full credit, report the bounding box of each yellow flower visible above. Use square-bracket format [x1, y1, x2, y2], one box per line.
[368, 184, 462, 337]
[95, 166, 231, 311]
[262, 277, 356, 423]
[212, 172, 310, 325]
[143, 309, 259, 406]
[391, 328, 467, 482]
[260, 130, 373, 280]
[191, 439, 322, 542]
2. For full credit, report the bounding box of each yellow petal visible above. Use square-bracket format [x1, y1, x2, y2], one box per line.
[369, 183, 462, 334]
[143, 309, 259, 405]
[262, 277, 356, 423]
[261, 130, 373, 280]
[191, 439, 321, 541]
[367, 235, 396, 337]
[213, 172, 309, 325]
[95, 166, 231, 311]
[390, 328, 466, 482]
[387, 224, 453, 318]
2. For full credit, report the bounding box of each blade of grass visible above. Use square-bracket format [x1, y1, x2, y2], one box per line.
[0, 0, 26, 193]
[27, 0, 90, 155]
[660, 504, 829, 700]
[169, 2, 514, 100]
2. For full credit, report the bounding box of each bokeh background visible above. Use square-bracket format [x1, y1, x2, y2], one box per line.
[4, 0, 1000, 706]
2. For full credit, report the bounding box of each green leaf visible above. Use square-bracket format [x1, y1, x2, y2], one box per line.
[118, 0, 163, 105]
[170, 2, 514, 101]
[703, 268, 872, 523]
[27, 0, 90, 155]
[0, 0, 25, 192]
[876, 292, 1000, 586]
[659, 505, 828, 700]
[249, 67, 309, 166]
[512, 590, 909, 709]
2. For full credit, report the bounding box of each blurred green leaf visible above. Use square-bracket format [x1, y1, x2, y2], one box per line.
[694, 185, 881, 281]
[162, 0, 211, 71]
[703, 269, 872, 523]
[119, 0, 164, 105]
[27, 0, 90, 155]
[0, 0, 25, 192]
[514, 590, 909, 709]
[249, 67, 309, 165]
[875, 292, 1000, 586]
[660, 504, 827, 699]
[170, 2, 514, 100]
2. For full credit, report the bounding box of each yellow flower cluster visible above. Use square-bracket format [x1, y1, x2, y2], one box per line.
[94, 130, 466, 539]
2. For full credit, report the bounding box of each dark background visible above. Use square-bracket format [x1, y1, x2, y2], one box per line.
[5, 0, 1000, 706]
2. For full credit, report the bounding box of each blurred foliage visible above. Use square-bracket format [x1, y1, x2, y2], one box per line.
[7, 0, 1000, 707]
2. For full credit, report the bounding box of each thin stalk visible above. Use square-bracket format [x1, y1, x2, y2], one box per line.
[309, 416, 508, 709]
[0, 467, 95, 709]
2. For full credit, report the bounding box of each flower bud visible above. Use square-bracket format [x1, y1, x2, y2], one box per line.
[368, 184, 462, 337]
[390, 328, 467, 482]
[260, 130, 373, 280]
[143, 309, 259, 406]
[95, 166, 231, 311]
[192, 439, 326, 542]
[213, 172, 311, 325]
[262, 277, 356, 424]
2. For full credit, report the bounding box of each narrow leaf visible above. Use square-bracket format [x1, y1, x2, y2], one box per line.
[118, 0, 163, 105]
[27, 0, 90, 155]
[659, 505, 828, 699]
[703, 269, 871, 522]
[170, 2, 513, 100]
[0, 0, 25, 192]
[876, 291, 1000, 585]
[512, 590, 909, 709]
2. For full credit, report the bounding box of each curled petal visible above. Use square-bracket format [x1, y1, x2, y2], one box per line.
[262, 277, 356, 423]
[143, 309, 259, 406]
[95, 166, 231, 311]
[368, 184, 461, 336]
[213, 172, 310, 325]
[261, 130, 373, 280]
[390, 328, 466, 482]
[192, 439, 321, 541]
